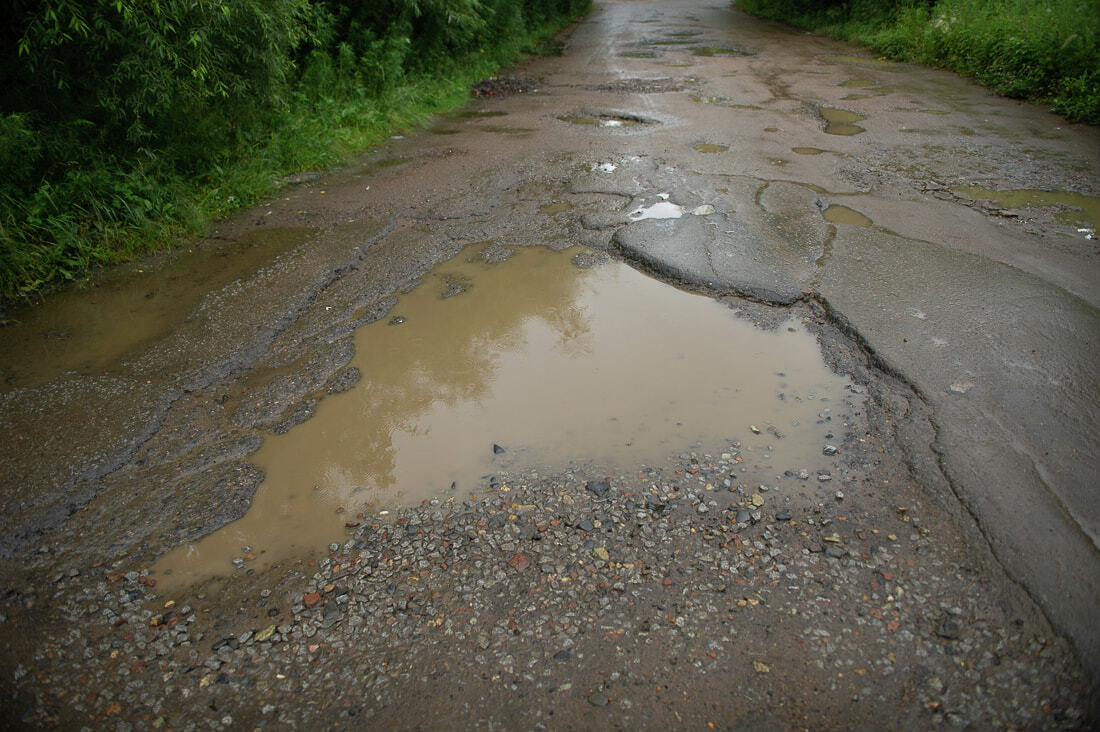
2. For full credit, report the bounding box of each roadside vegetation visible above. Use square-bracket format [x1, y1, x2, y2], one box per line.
[0, 0, 589, 302]
[737, 0, 1100, 124]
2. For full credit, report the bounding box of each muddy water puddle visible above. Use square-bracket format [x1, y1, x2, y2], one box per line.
[955, 186, 1100, 230]
[823, 204, 873, 227]
[820, 107, 867, 135]
[156, 246, 855, 587]
[0, 229, 311, 391]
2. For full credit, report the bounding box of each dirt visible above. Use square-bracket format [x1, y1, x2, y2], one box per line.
[1, 0, 1098, 728]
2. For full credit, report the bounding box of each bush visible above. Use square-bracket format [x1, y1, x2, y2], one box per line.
[0, 0, 591, 301]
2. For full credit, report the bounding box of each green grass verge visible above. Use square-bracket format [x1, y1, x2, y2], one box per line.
[0, 15, 583, 305]
[736, 0, 1100, 125]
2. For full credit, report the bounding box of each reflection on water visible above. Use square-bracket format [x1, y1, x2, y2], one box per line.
[156, 246, 853, 587]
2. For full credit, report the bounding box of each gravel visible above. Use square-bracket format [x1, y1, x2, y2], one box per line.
[3, 423, 1090, 729]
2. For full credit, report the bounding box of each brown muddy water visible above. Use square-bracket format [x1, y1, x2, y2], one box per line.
[156, 246, 855, 587]
[0, 229, 312, 391]
[823, 204, 873, 227]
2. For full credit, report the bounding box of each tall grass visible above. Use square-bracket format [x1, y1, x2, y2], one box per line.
[737, 0, 1100, 124]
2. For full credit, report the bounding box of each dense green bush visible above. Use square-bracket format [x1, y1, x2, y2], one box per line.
[0, 0, 589, 301]
[737, 0, 1100, 124]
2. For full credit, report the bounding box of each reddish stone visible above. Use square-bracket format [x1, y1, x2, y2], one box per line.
[303, 592, 322, 608]
[508, 552, 532, 571]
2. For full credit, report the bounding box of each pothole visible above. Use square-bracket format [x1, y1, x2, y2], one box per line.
[823, 204, 873, 227]
[155, 245, 855, 587]
[0, 229, 312, 392]
[820, 107, 867, 135]
[557, 112, 655, 127]
[954, 187, 1100, 230]
[693, 143, 729, 153]
[691, 46, 755, 57]
[793, 146, 827, 155]
[588, 78, 687, 93]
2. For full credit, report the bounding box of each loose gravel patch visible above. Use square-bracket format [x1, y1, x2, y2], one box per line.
[3, 405, 1089, 728]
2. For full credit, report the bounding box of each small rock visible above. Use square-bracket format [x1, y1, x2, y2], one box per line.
[508, 552, 532, 571]
[493, 443, 506, 454]
[586, 480, 611, 498]
[588, 691, 609, 707]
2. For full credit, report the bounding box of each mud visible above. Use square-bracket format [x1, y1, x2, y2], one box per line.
[2, 0, 1099, 726]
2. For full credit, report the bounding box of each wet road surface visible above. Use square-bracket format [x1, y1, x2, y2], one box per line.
[1, 0, 1098, 727]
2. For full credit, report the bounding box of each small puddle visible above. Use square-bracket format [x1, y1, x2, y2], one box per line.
[0, 229, 312, 391]
[823, 204, 873, 227]
[842, 93, 871, 100]
[693, 143, 729, 153]
[792, 147, 826, 155]
[448, 109, 509, 119]
[539, 202, 575, 216]
[156, 246, 853, 586]
[820, 107, 867, 135]
[691, 46, 754, 57]
[919, 109, 950, 115]
[557, 114, 646, 127]
[840, 79, 875, 88]
[479, 126, 536, 135]
[620, 51, 660, 58]
[954, 187, 1100, 229]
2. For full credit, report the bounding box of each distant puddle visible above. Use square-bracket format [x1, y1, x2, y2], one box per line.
[840, 79, 875, 88]
[0, 229, 312, 391]
[156, 246, 853, 586]
[557, 114, 645, 127]
[820, 108, 867, 135]
[539, 202, 575, 215]
[823, 204, 873, 227]
[792, 147, 826, 155]
[842, 94, 871, 100]
[693, 143, 729, 153]
[448, 109, 509, 119]
[691, 46, 753, 57]
[620, 51, 660, 58]
[955, 187, 1100, 229]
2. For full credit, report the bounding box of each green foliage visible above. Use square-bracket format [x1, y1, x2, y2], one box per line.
[0, 0, 590, 301]
[737, 0, 1100, 124]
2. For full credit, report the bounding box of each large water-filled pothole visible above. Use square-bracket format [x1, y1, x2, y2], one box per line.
[156, 246, 856, 586]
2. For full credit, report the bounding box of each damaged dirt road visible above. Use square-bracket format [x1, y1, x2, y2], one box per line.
[2, 0, 1098, 728]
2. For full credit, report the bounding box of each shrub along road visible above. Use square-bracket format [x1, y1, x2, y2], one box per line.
[1, 0, 1097, 727]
